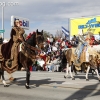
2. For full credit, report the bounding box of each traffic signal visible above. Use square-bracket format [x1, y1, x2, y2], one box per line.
[0, 37, 3, 44]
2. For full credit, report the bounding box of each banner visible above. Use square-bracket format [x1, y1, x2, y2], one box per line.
[70, 15, 100, 36]
[61, 26, 69, 37]
[11, 16, 29, 30]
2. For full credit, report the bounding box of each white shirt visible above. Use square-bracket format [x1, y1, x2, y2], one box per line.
[49, 37, 53, 42]
[61, 41, 65, 47]
[52, 46, 57, 51]
[37, 59, 45, 67]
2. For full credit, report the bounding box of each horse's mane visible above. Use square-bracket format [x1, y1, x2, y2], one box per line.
[26, 32, 36, 40]
[25, 30, 44, 47]
[26, 32, 36, 47]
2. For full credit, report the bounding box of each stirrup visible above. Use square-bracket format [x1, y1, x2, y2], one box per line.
[76, 58, 80, 64]
[5, 58, 13, 61]
[9, 58, 14, 61]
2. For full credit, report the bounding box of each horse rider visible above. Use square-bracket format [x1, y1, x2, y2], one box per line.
[76, 29, 88, 63]
[4, 19, 25, 72]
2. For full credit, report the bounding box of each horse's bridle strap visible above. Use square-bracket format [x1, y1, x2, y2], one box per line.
[22, 42, 41, 52]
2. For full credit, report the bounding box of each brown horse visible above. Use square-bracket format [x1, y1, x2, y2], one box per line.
[64, 32, 100, 81]
[0, 29, 44, 89]
[64, 47, 100, 81]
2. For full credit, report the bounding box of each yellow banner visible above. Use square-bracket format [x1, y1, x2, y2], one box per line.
[70, 16, 100, 36]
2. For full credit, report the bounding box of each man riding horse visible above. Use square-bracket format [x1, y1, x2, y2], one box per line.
[76, 29, 88, 63]
[64, 30, 100, 81]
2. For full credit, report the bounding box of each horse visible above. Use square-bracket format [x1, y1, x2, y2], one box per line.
[64, 32, 100, 81]
[0, 29, 44, 89]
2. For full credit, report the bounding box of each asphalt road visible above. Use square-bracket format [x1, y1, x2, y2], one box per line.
[0, 71, 100, 100]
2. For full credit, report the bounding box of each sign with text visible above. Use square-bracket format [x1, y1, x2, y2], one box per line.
[11, 16, 29, 30]
[0, 30, 5, 33]
[70, 15, 100, 36]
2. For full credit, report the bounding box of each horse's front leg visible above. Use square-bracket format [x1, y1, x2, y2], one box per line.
[69, 65, 75, 80]
[25, 67, 30, 89]
[64, 63, 69, 78]
[1, 70, 10, 87]
[85, 65, 90, 81]
[64, 62, 75, 80]
[95, 68, 100, 82]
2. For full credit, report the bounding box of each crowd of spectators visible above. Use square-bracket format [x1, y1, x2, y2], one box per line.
[29, 34, 100, 72]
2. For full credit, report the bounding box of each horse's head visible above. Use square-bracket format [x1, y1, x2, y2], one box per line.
[26, 29, 44, 50]
[36, 29, 44, 50]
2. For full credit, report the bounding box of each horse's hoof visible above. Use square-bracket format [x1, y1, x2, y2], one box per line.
[4, 84, 9, 87]
[72, 77, 75, 80]
[86, 79, 89, 81]
[64, 76, 66, 79]
[25, 85, 30, 89]
[13, 78, 16, 81]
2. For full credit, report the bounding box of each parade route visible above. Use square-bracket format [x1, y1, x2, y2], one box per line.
[0, 71, 100, 100]
[0, 0, 100, 100]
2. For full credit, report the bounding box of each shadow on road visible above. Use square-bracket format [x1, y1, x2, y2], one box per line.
[13, 78, 64, 88]
[64, 83, 100, 100]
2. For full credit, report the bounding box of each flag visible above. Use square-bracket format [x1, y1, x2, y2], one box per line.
[61, 26, 70, 37]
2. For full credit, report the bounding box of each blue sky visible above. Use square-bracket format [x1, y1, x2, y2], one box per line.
[0, 0, 100, 39]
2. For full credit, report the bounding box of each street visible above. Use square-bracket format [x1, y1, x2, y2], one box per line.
[0, 71, 100, 100]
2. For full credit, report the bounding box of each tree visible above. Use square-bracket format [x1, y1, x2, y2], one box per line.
[43, 31, 50, 41]
[55, 30, 64, 38]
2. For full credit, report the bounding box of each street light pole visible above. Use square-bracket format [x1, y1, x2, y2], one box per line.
[2, 6, 4, 40]
[1, 2, 19, 41]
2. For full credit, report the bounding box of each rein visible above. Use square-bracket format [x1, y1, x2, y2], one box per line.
[22, 42, 41, 52]
[25, 32, 44, 51]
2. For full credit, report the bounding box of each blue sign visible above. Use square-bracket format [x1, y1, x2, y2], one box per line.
[78, 18, 100, 29]
[86, 18, 96, 24]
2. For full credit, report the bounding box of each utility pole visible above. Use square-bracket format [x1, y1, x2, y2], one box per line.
[2, 6, 4, 40]
[1, 2, 19, 41]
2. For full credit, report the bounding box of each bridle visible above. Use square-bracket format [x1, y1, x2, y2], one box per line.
[21, 42, 41, 52]
[20, 32, 44, 52]
[35, 33, 44, 49]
